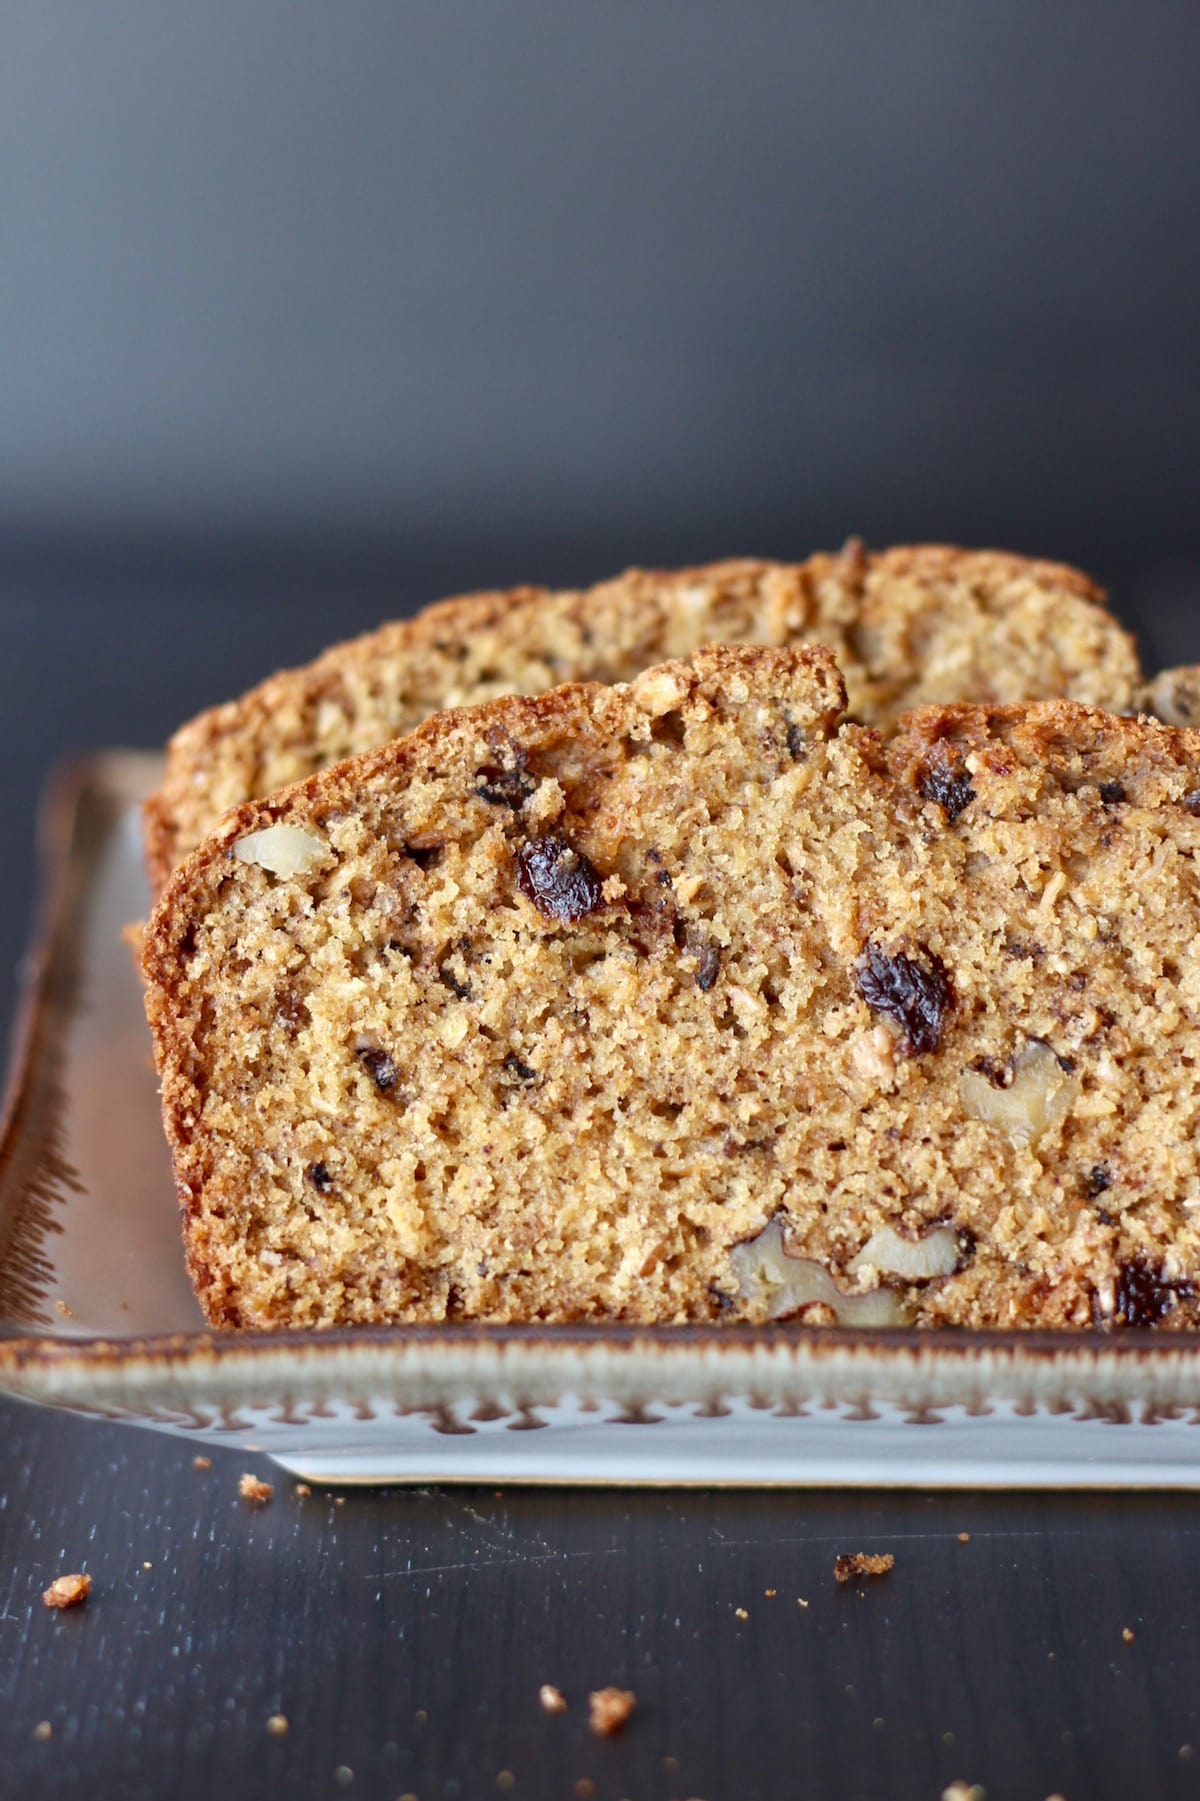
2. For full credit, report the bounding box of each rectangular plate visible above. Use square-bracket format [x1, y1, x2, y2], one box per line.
[6, 754, 1200, 1487]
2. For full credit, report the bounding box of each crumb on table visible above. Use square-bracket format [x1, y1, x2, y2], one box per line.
[41, 1572, 91, 1611]
[239, 1473, 274, 1505]
[539, 1684, 567, 1714]
[942, 1784, 987, 1801]
[1122, 1625, 1136, 1643]
[588, 1687, 636, 1736]
[192, 1455, 212, 1471]
[834, 1552, 895, 1583]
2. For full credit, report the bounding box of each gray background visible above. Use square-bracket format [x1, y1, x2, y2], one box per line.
[2, 2, 1199, 583]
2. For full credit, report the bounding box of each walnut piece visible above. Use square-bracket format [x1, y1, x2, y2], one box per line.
[730, 1219, 909, 1325]
[233, 822, 330, 877]
[959, 1040, 1077, 1146]
[848, 1224, 959, 1282]
[1144, 665, 1200, 729]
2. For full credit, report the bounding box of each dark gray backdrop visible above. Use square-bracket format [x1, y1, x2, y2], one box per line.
[2, 2, 1199, 577]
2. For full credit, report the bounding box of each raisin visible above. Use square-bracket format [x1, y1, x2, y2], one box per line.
[954, 1226, 977, 1271]
[673, 917, 722, 990]
[1185, 791, 1200, 817]
[917, 753, 976, 823]
[439, 963, 473, 1000]
[1084, 1164, 1112, 1198]
[401, 843, 441, 870]
[1099, 781, 1127, 806]
[855, 943, 955, 1055]
[516, 836, 604, 922]
[502, 1053, 538, 1084]
[357, 1046, 399, 1092]
[785, 722, 807, 761]
[1113, 1260, 1192, 1328]
[276, 989, 310, 1035]
[306, 1161, 333, 1193]
[694, 942, 722, 991]
[476, 767, 535, 809]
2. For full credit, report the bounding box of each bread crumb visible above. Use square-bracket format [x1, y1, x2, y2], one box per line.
[764, 1588, 777, 1598]
[539, 1684, 567, 1714]
[958, 1532, 971, 1543]
[239, 1473, 274, 1504]
[33, 1721, 53, 1742]
[834, 1552, 894, 1583]
[588, 1687, 636, 1736]
[192, 1455, 212, 1471]
[266, 1714, 289, 1737]
[1122, 1626, 1136, 1643]
[734, 1606, 749, 1620]
[797, 1597, 809, 1608]
[42, 1572, 91, 1610]
[943, 1785, 986, 1801]
[335, 1496, 345, 1507]
[295, 1483, 312, 1497]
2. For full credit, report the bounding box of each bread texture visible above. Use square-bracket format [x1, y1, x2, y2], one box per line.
[143, 544, 1142, 891]
[143, 643, 1200, 1333]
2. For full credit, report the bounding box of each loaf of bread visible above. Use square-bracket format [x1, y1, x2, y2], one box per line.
[143, 543, 1143, 891]
[143, 643, 1200, 1332]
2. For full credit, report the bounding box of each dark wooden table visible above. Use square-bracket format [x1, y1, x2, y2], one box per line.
[3, 552, 1199, 1801]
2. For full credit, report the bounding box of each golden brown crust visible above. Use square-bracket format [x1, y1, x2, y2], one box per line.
[144, 641, 1200, 1335]
[143, 545, 1141, 891]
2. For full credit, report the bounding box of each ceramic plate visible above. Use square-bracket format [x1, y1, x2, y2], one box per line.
[6, 754, 1200, 1487]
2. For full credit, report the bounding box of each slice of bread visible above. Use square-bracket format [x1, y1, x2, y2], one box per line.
[143, 643, 1200, 1332]
[143, 544, 1142, 891]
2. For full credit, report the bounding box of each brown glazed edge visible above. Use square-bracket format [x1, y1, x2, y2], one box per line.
[0, 758, 107, 1326]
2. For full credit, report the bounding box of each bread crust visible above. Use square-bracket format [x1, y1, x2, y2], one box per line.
[143, 544, 1140, 891]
